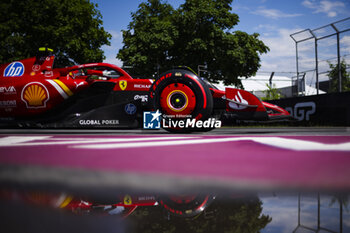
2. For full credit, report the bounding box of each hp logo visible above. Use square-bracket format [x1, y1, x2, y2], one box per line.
[4, 62, 25, 77]
[124, 103, 137, 115]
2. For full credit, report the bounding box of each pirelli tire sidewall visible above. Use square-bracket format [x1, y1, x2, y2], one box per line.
[149, 69, 213, 127]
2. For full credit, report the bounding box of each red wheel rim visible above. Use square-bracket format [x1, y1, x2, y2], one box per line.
[160, 83, 196, 117]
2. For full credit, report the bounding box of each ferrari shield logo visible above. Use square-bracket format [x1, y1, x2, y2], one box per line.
[119, 80, 127, 91]
[124, 195, 132, 205]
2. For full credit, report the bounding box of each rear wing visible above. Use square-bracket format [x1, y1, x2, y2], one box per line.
[0, 48, 55, 78]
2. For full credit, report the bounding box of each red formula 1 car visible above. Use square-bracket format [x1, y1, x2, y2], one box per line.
[0, 189, 214, 218]
[0, 48, 290, 132]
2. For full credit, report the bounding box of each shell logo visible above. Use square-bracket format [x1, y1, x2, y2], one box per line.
[21, 82, 49, 108]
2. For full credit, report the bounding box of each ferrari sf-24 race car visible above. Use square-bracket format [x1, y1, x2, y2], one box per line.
[0, 48, 290, 132]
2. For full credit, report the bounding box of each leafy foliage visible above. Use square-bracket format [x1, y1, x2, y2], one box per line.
[128, 195, 271, 233]
[118, 0, 269, 86]
[327, 60, 350, 93]
[117, 0, 177, 76]
[0, 0, 111, 67]
[262, 83, 282, 101]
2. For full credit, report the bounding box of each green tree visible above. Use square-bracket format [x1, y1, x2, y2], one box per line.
[328, 60, 350, 93]
[0, 0, 111, 67]
[173, 0, 269, 87]
[128, 195, 271, 233]
[118, 0, 269, 86]
[117, 0, 177, 77]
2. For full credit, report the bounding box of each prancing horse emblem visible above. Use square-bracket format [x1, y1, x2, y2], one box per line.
[119, 80, 127, 91]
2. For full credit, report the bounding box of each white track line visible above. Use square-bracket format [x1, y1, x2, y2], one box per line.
[1, 136, 349, 151]
[0, 136, 198, 147]
[72, 137, 350, 151]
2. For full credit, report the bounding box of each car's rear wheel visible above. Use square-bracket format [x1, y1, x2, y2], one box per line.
[158, 194, 213, 217]
[149, 69, 213, 132]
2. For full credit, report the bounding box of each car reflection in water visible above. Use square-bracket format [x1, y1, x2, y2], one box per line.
[0, 189, 349, 233]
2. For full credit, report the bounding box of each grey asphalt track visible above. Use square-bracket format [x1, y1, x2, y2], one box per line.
[1, 126, 350, 135]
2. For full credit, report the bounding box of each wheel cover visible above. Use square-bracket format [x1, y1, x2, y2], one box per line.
[168, 90, 188, 112]
[160, 83, 196, 117]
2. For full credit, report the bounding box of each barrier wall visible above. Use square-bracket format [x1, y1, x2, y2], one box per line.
[270, 92, 350, 126]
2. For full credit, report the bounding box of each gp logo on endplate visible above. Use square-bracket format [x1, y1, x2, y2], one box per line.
[4, 62, 25, 77]
[21, 82, 50, 109]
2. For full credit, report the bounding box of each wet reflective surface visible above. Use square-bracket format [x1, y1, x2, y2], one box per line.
[1, 129, 349, 232]
[0, 189, 349, 233]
